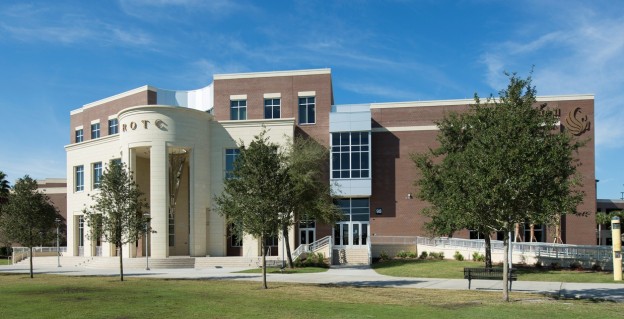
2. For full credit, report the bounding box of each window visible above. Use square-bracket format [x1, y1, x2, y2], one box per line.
[331, 132, 370, 179]
[169, 214, 175, 247]
[264, 98, 281, 119]
[230, 100, 247, 120]
[93, 162, 103, 189]
[75, 165, 84, 192]
[336, 198, 370, 222]
[91, 123, 100, 139]
[229, 223, 242, 247]
[264, 235, 279, 247]
[298, 97, 315, 124]
[225, 148, 240, 179]
[75, 129, 83, 143]
[78, 216, 84, 247]
[108, 118, 118, 135]
[110, 158, 122, 167]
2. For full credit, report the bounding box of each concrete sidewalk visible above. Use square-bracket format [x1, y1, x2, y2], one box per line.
[3, 262, 624, 303]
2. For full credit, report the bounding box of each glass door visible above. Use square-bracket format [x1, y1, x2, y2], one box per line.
[299, 220, 316, 245]
[334, 222, 369, 247]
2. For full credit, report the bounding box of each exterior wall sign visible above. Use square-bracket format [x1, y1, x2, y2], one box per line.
[122, 119, 167, 132]
[564, 107, 591, 136]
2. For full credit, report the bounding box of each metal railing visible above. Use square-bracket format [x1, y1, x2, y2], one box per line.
[416, 236, 614, 260]
[291, 236, 331, 261]
[11, 246, 68, 264]
[371, 235, 419, 245]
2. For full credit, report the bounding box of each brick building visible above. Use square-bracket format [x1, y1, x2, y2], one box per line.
[65, 69, 596, 262]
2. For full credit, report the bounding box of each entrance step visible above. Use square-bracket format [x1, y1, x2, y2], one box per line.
[195, 256, 282, 269]
[333, 248, 369, 265]
[15, 256, 94, 268]
[84, 257, 195, 269]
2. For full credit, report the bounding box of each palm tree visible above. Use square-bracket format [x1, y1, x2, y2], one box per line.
[0, 171, 9, 205]
[595, 212, 611, 245]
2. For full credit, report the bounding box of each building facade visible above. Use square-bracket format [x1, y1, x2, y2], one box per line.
[65, 69, 596, 260]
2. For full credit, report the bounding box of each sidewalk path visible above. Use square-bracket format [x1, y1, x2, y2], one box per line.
[3, 262, 624, 303]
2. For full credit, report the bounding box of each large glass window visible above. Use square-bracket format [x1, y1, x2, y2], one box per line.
[78, 216, 84, 247]
[225, 148, 240, 179]
[75, 129, 83, 143]
[91, 123, 100, 139]
[336, 198, 370, 222]
[331, 132, 370, 179]
[169, 214, 175, 247]
[92, 162, 103, 189]
[230, 100, 247, 120]
[264, 98, 281, 119]
[298, 97, 315, 124]
[108, 118, 118, 135]
[75, 165, 84, 192]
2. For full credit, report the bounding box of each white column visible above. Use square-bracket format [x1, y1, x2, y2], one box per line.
[150, 143, 169, 258]
[189, 148, 208, 257]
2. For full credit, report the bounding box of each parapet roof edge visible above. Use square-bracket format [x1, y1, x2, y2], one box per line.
[370, 94, 595, 109]
[214, 68, 331, 80]
[70, 85, 157, 115]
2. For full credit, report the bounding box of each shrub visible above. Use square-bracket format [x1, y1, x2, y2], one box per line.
[535, 261, 543, 269]
[569, 261, 583, 271]
[419, 251, 428, 259]
[396, 250, 409, 259]
[550, 262, 561, 270]
[406, 251, 418, 259]
[453, 251, 464, 261]
[429, 252, 444, 260]
[591, 262, 602, 272]
[472, 252, 485, 262]
[295, 252, 328, 268]
[379, 251, 390, 262]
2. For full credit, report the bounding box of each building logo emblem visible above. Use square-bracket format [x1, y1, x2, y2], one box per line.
[564, 107, 590, 136]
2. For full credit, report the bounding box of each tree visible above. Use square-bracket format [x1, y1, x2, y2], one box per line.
[0, 176, 60, 278]
[413, 72, 584, 301]
[83, 160, 149, 282]
[0, 171, 9, 204]
[280, 136, 342, 268]
[215, 131, 287, 289]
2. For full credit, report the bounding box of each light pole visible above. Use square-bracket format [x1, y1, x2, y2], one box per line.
[144, 213, 150, 271]
[55, 218, 61, 268]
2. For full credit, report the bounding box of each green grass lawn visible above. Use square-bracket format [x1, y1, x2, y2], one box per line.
[372, 259, 620, 283]
[0, 273, 621, 319]
[236, 267, 328, 274]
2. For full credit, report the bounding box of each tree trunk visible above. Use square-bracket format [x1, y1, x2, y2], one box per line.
[29, 246, 34, 279]
[502, 230, 510, 302]
[119, 243, 124, 282]
[283, 225, 294, 269]
[598, 224, 602, 245]
[261, 240, 268, 289]
[484, 235, 492, 269]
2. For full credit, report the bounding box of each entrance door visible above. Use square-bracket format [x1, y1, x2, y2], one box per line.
[299, 220, 316, 245]
[334, 222, 369, 247]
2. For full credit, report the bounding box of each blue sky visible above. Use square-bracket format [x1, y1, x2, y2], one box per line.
[0, 0, 622, 199]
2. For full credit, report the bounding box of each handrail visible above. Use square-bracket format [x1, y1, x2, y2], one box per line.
[11, 247, 68, 264]
[291, 236, 331, 261]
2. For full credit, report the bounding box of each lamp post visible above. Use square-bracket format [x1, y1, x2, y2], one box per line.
[144, 213, 150, 271]
[55, 218, 61, 268]
[611, 216, 622, 281]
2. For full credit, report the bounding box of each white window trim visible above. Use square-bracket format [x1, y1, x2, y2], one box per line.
[263, 92, 281, 99]
[298, 91, 316, 97]
[90, 119, 100, 124]
[230, 94, 247, 100]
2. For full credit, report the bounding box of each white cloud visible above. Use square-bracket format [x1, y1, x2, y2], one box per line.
[479, 2, 624, 149]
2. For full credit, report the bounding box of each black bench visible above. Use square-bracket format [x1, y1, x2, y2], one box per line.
[463, 268, 517, 290]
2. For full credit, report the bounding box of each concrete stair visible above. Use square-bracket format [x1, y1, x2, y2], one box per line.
[84, 256, 196, 269]
[333, 248, 370, 265]
[16, 256, 94, 268]
[194, 256, 282, 269]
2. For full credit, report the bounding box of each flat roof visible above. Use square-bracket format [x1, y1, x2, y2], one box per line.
[370, 94, 595, 109]
[214, 68, 331, 80]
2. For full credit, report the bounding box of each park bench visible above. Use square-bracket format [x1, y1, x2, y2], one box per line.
[463, 267, 517, 290]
